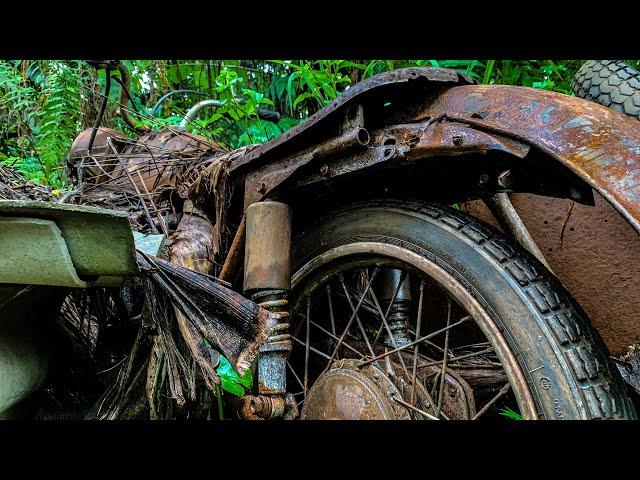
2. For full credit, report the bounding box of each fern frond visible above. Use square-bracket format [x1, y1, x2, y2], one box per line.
[34, 61, 82, 187]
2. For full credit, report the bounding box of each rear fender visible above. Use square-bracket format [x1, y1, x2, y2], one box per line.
[420, 85, 640, 233]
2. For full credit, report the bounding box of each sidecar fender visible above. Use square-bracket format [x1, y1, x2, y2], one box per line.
[233, 68, 640, 234]
[421, 85, 640, 233]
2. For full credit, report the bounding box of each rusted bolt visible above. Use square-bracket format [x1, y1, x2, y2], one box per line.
[478, 173, 490, 186]
[257, 182, 267, 194]
[452, 134, 464, 146]
[319, 164, 329, 176]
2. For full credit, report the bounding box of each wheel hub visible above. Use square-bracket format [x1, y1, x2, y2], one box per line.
[300, 360, 411, 420]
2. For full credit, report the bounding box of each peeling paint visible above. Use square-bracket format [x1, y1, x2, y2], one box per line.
[540, 106, 555, 122]
[564, 116, 593, 129]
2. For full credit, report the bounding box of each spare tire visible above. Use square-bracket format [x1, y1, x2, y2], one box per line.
[572, 60, 640, 120]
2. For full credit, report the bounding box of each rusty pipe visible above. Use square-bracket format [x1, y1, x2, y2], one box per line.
[219, 215, 246, 284]
[310, 127, 370, 161]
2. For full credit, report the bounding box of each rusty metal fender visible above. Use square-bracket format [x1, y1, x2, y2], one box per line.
[231, 67, 475, 175]
[420, 85, 640, 233]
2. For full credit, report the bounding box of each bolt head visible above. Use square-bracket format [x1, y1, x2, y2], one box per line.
[452, 134, 464, 146]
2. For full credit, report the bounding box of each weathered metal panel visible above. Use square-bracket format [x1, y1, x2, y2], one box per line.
[232, 67, 475, 173]
[0, 218, 86, 287]
[465, 191, 640, 356]
[422, 85, 640, 232]
[0, 200, 138, 278]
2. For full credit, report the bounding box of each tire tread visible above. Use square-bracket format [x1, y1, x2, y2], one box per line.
[572, 60, 640, 120]
[322, 199, 634, 419]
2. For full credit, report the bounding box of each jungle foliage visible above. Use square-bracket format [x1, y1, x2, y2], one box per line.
[2, 59, 638, 188]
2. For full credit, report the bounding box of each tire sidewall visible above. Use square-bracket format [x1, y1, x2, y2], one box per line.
[292, 201, 634, 419]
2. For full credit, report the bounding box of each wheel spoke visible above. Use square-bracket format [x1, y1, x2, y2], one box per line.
[339, 273, 377, 360]
[366, 279, 410, 372]
[304, 296, 311, 396]
[327, 267, 380, 366]
[436, 298, 452, 417]
[326, 284, 336, 336]
[309, 318, 365, 358]
[287, 361, 305, 392]
[372, 270, 408, 348]
[418, 347, 494, 368]
[410, 280, 425, 405]
[472, 383, 511, 420]
[392, 394, 439, 420]
[293, 310, 365, 357]
[291, 335, 332, 360]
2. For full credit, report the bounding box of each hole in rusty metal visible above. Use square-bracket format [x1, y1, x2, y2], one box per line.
[383, 138, 396, 146]
[357, 128, 370, 145]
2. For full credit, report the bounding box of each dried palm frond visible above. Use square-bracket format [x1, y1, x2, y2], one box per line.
[137, 252, 279, 376]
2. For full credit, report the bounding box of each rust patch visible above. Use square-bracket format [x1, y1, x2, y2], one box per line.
[465, 191, 640, 356]
[423, 85, 640, 233]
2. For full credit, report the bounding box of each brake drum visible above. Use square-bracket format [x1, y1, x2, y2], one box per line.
[301, 359, 411, 420]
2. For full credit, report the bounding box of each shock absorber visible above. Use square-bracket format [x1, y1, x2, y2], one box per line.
[380, 268, 413, 347]
[242, 201, 294, 418]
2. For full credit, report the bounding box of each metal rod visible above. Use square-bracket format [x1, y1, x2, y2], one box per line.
[291, 336, 332, 361]
[304, 296, 311, 396]
[326, 284, 336, 336]
[411, 280, 425, 405]
[287, 361, 305, 392]
[472, 383, 511, 420]
[367, 279, 410, 373]
[219, 215, 246, 283]
[485, 193, 553, 272]
[392, 395, 439, 420]
[436, 299, 452, 417]
[339, 273, 377, 360]
[304, 316, 364, 357]
[418, 347, 494, 368]
[327, 267, 380, 366]
[180, 99, 224, 128]
[372, 270, 408, 347]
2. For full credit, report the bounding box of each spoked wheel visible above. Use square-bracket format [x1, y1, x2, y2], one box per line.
[286, 200, 636, 420]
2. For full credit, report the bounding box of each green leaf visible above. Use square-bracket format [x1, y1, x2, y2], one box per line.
[215, 354, 253, 396]
[499, 406, 523, 420]
[293, 92, 314, 108]
[482, 60, 495, 85]
[220, 378, 245, 396]
[286, 70, 300, 115]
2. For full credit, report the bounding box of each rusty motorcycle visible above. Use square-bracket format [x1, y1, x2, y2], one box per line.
[3, 61, 640, 420]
